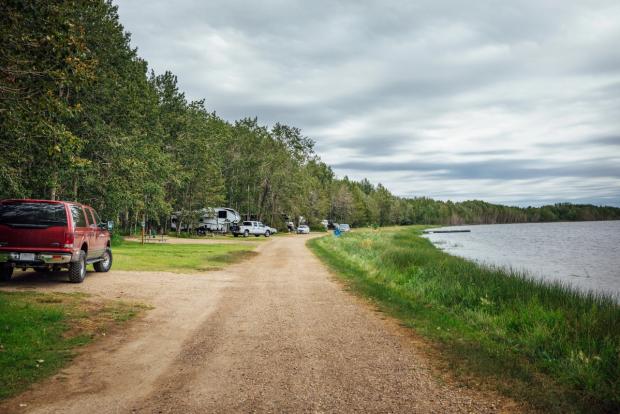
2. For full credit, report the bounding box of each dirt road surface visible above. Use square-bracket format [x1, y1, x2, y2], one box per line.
[1, 235, 518, 413]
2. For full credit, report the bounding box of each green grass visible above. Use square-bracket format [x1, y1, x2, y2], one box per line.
[0, 291, 146, 400]
[308, 226, 620, 413]
[112, 240, 257, 272]
[166, 233, 272, 241]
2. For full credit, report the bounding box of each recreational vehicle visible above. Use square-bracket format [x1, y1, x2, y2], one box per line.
[171, 207, 241, 234]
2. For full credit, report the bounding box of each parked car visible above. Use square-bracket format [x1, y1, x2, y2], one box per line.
[297, 225, 310, 234]
[0, 199, 113, 283]
[339, 223, 351, 232]
[231, 221, 274, 237]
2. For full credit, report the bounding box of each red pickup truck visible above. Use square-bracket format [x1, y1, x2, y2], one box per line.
[0, 199, 113, 283]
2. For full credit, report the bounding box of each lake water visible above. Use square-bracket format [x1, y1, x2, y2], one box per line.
[423, 221, 620, 299]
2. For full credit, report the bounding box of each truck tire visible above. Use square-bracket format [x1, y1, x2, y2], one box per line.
[94, 248, 113, 272]
[68, 251, 86, 283]
[244, 230, 249, 237]
[0, 264, 13, 281]
[265, 230, 270, 237]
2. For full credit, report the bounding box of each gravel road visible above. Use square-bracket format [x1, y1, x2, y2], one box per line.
[0, 235, 520, 413]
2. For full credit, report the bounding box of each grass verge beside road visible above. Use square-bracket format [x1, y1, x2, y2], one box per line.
[308, 226, 620, 414]
[0, 291, 147, 400]
[113, 240, 257, 272]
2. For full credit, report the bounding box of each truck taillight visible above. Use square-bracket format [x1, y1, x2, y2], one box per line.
[63, 231, 75, 248]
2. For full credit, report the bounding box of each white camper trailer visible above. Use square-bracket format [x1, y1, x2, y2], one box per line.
[171, 207, 241, 234]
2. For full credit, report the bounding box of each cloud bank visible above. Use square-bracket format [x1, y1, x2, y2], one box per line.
[114, 0, 620, 206]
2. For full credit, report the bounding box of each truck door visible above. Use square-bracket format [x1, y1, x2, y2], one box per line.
[69, 205, 90, 257]
[88, 208, 105, 258]
[85, 208, 98, 259]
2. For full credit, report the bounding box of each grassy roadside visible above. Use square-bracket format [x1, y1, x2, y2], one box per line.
[308, 226, 620, 413]
[0, 291, 147, 400]
[112, 240, 258, 272]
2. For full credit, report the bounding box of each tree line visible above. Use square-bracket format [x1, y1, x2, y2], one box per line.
[2, 0, 619, 232]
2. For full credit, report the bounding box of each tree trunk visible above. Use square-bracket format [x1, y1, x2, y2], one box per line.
[124, 209, 129, 231]
[257, 178, 270, 222]
[72, 175, 78, 201]
[50, 170, 58, 200]
[270, 193, 277, 228]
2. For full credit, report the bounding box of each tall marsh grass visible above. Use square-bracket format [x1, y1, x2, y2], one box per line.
[309, 226, 620, 413]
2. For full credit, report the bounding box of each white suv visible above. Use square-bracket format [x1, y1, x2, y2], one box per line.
[232, 221, 274, 237]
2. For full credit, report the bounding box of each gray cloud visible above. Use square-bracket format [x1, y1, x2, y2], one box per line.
[332, 158, 620, 180]
[315, 133, 413, 157]
[592, 136, 620, 146]
[538, 135, 620, 150]
[114, 0, 620, 206]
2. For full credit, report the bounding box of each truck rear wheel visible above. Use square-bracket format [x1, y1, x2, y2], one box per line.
[0, 264, 13, 281]
[244, 230, 249, 237]
[265, 230, 270, 237]
[68, 251, 86, 283]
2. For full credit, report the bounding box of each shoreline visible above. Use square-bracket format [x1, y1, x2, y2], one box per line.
[309, 226, 620, 413]
[423, 220, 620, 300]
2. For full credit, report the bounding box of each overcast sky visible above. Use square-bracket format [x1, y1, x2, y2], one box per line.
[114, 1, 620, 207]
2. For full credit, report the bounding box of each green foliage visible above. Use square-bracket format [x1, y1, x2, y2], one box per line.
[0, 293, 73, 400]
[0, 291, 143, 400]
[309, 229, 620, 413]
[112, 241, 257, 272]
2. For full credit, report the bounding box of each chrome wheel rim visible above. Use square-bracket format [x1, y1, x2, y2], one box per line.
[102, 252, 111, 269]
